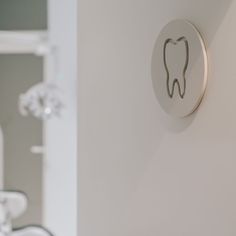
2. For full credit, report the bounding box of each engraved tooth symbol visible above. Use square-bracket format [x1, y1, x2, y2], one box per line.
[163, 37, 189, 99]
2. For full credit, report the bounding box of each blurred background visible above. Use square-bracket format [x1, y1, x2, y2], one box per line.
[0, 1, 77, 236]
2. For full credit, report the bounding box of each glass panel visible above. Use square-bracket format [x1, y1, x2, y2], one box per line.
[0, 0, 47, 30]
[0, 55, 43, 227]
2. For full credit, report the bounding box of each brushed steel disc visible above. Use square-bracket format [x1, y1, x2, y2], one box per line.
[151, 19, 208, 117]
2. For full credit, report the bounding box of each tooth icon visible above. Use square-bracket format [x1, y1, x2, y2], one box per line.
[163, 37, 189, 99]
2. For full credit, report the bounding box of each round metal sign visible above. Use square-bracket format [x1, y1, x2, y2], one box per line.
[151, 19, 208, 117]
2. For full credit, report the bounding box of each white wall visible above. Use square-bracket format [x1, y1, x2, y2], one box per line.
[77, 0, 236, 235]
[43, 1, 78, 236]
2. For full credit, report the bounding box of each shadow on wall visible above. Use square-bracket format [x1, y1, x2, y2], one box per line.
[151, 0, 234, 133]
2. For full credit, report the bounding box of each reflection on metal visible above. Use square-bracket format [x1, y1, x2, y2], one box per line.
[163, 37, 189, 99]
[151, 19, 208, 117]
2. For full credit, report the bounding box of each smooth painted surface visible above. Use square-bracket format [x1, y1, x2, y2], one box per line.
[43, 1, 78, 236]
[78, 0, 236, 235]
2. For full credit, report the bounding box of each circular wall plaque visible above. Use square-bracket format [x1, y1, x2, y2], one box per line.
[151, 19, 208, 117]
